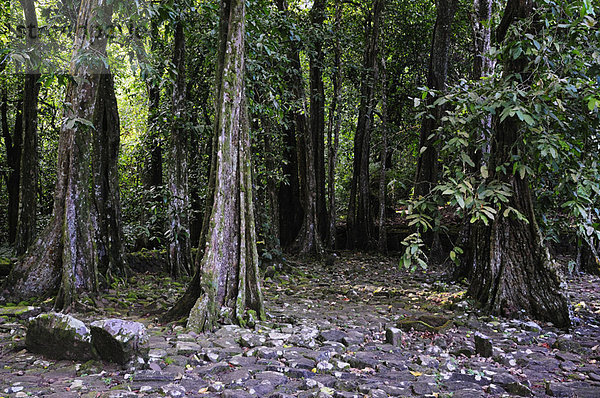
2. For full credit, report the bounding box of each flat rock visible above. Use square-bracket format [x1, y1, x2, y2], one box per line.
[26, 312, 94, 361]
[319, 329, 348, 343]
[90, 319, 149, 365]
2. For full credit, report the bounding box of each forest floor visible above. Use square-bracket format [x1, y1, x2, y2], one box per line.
[0, 252, 599, 397]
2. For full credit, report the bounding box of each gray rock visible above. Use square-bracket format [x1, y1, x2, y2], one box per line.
[175, 341, 201, 355]
[319, 329, 347, 343]
[491, 373, 518, 387]
[221, 388, 253, 398]
[505, 382, 532, 396]
[385, 327, 402, 346]
[220, 369, 251, 385]
[522, 321, 542, 333]
[26, 312, 94, 361]
[474, 332, 492, 358]
[160, 383, 186, 397]
[254, 371, 288, 386]
[90, 319, 149, 365]
[239, 333, 266, 348]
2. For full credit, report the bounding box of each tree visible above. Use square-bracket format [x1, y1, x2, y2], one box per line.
[167, 17, 192, 277]
[309, 0, 328, 241]
[346, 0, 384, 250]
[466, 0, 571, 327]
[2, 0, 120, 309]
[413, 0, 458, 198]
[326, 0, 342, 250]
[167, 0, 265, 331]
[15, 0, 41, 255]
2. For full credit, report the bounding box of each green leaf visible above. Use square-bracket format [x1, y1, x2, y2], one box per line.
[480, 166, 489, 179]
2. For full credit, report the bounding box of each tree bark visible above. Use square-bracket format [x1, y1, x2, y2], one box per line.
[15, 0, 41, 255]
[168, 0, 265, 331]
[414, 0, 458, 198]
[167, 21, 192, 277]
[92, 73, 125, 279]
[327, 0, 343, 250]
[468, 0, 571, 328]
[347, 0, 384, 250]
[2, 0, 114, 310]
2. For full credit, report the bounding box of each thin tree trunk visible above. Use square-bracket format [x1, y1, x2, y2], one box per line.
[3, 0, 114, 310]
[468, 0, 571, 328]
[167, 21, 192, 277]
[327, 0, 343, 250]
[347, 0, 384, 250]
[414, 0, 458, 198]
[276, 0, 303, 247]
[2, 90, 22, 245]
[167, 0, 265, 331]
[15, 0, 41, 255]
[377, 54, 388, 253]
[310, 0, 328, 241]
[456, 0, 493, 281]
[136, 22, 163, 251]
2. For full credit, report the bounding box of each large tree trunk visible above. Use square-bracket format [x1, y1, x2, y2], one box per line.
[467, 0, 571, 328]
[92, 74, 125, 280]
[327, 0, 343, 250]
[167, 21, 192, 277]
[414, 0, 458, 198]
[15, 0, 41, 255]
[167, 0, 265, 331]
[346, 0, 384, 250]
[309, 0, 328, 241]
[2, 0, 114, 310]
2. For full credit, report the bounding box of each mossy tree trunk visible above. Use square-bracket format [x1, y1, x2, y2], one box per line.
[346, 0, 384, 250]
[2, 0, 115, 310]
[467, 0, 571, 328]
[168, 0, 265, 331]
[167, 21, 192, 277]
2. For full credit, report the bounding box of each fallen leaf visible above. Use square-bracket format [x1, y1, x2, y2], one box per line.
[410, 371, 422, 377]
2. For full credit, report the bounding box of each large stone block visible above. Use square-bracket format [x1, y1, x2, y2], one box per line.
[26, 312, 94, 361]
[90, 319, 149, 365]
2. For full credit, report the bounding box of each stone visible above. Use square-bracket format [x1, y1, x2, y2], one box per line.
[90, 319, 149, 365]
[385, 327, 402, 346]
[175, 341, 202, 355]
[254, 371, 288, 386]
[522, 321, 542, 333]
[26, 312, 94, 361]
[238, 333, 266, 348]
[160, 383, 186, 397]
[474, 333, 493, 358]
[505, 382, 532, 396]
[319, 329, 347, 343]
